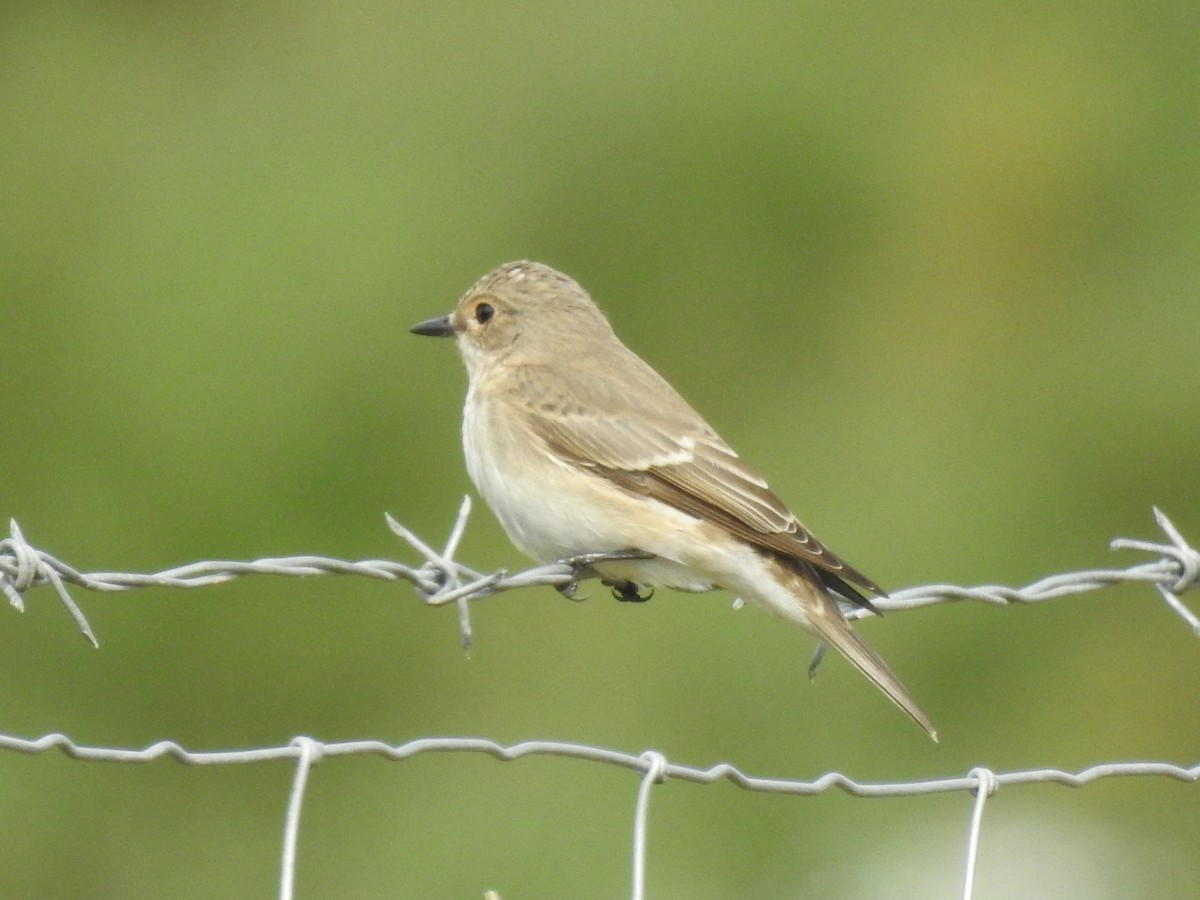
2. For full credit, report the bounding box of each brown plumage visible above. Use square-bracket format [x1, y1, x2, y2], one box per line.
[413, 261, 935, 739]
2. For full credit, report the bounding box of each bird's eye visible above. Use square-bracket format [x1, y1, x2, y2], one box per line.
[474, 302, 495, 324]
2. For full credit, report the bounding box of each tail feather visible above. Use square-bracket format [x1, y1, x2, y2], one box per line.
[811, 603, 938, 741]
[767, 558, 937, 741]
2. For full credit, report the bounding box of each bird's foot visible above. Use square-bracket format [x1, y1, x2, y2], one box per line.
[603, 579, 654, 603]
[556, 548, 655, 602]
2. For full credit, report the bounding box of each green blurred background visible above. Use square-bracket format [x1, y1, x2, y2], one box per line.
[2, 2, 1198, 897]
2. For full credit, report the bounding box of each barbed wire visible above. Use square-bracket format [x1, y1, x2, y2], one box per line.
[1, 504, 1198, 899]
[2, 499, 1198, 652]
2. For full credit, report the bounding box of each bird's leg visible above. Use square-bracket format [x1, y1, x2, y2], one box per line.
[555, 548, 655, 602]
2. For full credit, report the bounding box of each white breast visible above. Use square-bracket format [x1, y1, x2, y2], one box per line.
[460, 384, 720, 592]
[462, 385, 589, 561]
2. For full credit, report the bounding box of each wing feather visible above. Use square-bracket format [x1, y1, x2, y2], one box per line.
[506, 362, 882, 594]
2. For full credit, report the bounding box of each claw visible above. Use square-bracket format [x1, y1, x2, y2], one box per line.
[556, 575, 588, 602]
[604, 579, 654, 603]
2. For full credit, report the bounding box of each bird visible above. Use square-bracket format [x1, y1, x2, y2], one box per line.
[411, 261, 935, 739]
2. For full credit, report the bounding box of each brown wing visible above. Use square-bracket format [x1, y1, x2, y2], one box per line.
[506, 361, 883, 596]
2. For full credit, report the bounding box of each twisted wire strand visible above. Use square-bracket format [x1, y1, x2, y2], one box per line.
[2, 730, 1197, 794]
[2, 504, 1198, 652]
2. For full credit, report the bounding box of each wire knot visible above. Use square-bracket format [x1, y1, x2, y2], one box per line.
[289, 735, 325, 766]
[1166, 537, 1200, 595]
[0, 520, 99, 646]
[0, 519, 47, 610]
[10, 520, 44, 591]
[410, 561, 456, 601]
[639, 750, 669, 785]
[967, 766, 998, 799]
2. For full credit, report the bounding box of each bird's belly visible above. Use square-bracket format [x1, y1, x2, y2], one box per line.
[590, 556, 715, 593]
[462, 398, 718, 592]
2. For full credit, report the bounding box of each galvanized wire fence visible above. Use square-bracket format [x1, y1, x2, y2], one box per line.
[1, 501, 1198, 900]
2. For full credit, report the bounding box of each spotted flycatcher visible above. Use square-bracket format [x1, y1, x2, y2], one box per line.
[412, 261, 935, 739]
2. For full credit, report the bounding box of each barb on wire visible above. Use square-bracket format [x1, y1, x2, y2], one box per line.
[385, 496, 481, 650]
[0, 520, 98, 647]
[840, 507, 1200, 632]
[1, 504, 1197, 649]
[1111, 507, 1200, 636]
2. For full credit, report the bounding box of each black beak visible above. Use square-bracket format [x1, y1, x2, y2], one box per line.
[410, 314, 455, 338]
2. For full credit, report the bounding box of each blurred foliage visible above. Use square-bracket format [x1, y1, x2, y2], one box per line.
[1, 1, 1199, 897]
